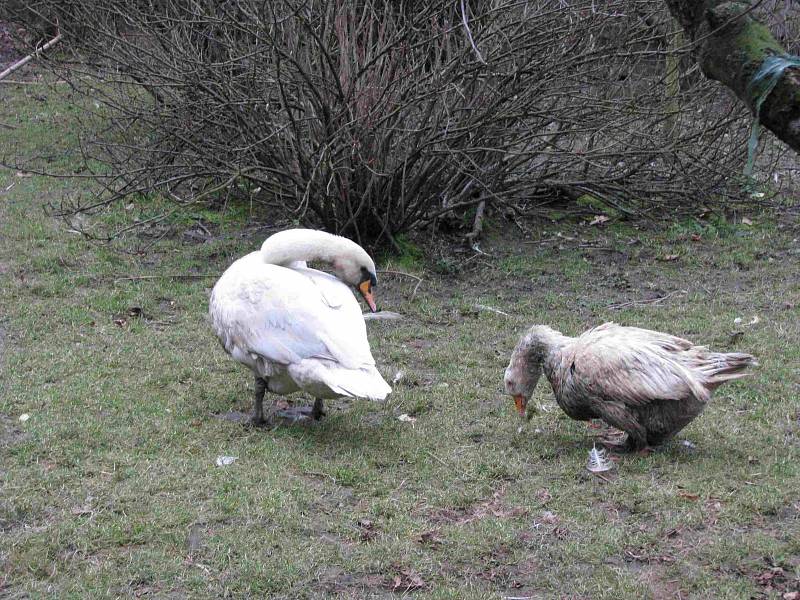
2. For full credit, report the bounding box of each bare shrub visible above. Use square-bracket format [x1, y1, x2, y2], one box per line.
[4, 0, 788, 246]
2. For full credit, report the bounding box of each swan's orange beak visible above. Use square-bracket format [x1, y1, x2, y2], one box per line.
[513, 395, 527, 418]
[359, 280, 377, 313]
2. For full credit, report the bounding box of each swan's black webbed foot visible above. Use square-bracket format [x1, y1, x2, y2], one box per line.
[311, 398, 325, 420]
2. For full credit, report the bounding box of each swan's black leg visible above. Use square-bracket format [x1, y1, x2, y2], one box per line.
[252, 376, 267, 425]
[311, 398, 325, 420]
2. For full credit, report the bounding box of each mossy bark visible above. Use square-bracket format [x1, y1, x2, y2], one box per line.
[664, 0, 800, 153]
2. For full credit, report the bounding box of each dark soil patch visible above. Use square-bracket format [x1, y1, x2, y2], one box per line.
[0, 21, 21, 70]
[427, 485, 527, 526]
[0, 414, 29, 455]
[311, 566, 387, 596]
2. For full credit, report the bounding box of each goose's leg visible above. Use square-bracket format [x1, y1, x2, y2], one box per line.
[311, 398, 325, 420]
[251, 376, 267, 426]
[595, 402, 649, 453]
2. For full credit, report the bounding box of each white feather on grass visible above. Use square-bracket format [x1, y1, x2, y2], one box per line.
[586, 444, 614, 473]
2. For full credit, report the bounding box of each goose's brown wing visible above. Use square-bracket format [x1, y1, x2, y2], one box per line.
[560, 323, 710, 407]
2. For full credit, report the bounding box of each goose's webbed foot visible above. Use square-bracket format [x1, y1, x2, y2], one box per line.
[599, 433, 652, 455]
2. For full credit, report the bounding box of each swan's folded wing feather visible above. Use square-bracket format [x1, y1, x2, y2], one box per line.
[236, 266, 374, 370]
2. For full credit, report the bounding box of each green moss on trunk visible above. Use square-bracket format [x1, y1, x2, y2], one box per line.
[664, 0, 800, 152]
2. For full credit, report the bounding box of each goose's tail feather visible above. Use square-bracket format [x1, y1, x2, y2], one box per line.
[701, 352, 757, 389]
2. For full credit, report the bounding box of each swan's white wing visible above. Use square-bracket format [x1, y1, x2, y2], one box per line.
[289, 266, 375, 366]
[209, 257, 374, 373]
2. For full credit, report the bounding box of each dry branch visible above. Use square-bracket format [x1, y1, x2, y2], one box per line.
[0, 32, 62, 82]
[3, 0, 792, 245]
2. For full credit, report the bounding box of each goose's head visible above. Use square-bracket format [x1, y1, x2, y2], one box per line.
[332, 254, 379, 313]
[504, 325, 560, 419]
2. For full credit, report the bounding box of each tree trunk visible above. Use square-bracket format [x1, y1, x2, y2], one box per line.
[664, 0, 800, 153]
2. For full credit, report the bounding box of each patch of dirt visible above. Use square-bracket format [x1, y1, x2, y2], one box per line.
[311, 566, 387, 596]
[750, 559, 800, 598]
[427, 485, 527, 526]
[0, 21, 21, 70]
[0, 413, 27, 454]
[636, 563, 686, 600]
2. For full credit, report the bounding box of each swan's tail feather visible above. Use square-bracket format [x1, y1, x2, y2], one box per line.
[324, 367, 392, 401]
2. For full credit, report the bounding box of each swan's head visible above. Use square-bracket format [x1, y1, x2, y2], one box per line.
[333, 254, 379, 313]
[504, 325, 559, 419]
[260, 229, 380, 312]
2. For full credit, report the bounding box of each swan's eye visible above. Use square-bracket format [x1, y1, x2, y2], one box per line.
[361, 268, 377, 288]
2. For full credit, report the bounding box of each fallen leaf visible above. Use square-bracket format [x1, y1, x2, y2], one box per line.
[757, 567, 783, 585]
[357, 519, 376, 541]
[690, 233, 702, 242]
[407, 339, 432, 350]
[414, 530, 443, 547]
[215, 455, 238, 467]
[677, 489, 699, 501]
[589, 215, 610, 226]
[742, 217, 753, 226]
[388, 569, 426, 591]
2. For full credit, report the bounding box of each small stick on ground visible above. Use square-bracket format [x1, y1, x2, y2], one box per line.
[0, 33, 64, 82]
[113, 274, 216, 283]
[607, 290, 686, 310]
[379, 269, 424, 301]
[465, 199, 486, 245]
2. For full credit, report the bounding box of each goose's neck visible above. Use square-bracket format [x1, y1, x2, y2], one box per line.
[526, 326, 571, 364]
[260, 229, 352, 267]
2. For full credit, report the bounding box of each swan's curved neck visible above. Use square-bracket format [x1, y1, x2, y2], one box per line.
[260, 229, 362, 268]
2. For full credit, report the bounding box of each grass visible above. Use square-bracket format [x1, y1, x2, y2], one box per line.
[1, 79, 799, 599]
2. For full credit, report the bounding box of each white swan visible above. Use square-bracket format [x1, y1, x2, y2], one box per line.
[209, 229, 392, 424]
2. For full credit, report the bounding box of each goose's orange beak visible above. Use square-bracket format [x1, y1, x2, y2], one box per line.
[513, 395, 528, 418]
[358, 280, 377, 313]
